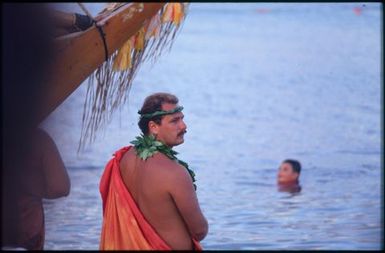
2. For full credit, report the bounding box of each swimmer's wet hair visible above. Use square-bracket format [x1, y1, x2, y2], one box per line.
[283, 159, 301, 174]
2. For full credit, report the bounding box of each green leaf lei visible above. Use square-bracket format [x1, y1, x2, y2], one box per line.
[130, 134, 197, 190]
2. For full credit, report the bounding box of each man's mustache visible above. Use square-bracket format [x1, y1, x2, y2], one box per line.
[178, 130, 187, 136]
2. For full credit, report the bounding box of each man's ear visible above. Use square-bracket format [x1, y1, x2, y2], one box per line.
[148, 120, 159, 135]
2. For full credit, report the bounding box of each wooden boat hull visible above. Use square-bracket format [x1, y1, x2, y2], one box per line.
[40, 3, 165, 123]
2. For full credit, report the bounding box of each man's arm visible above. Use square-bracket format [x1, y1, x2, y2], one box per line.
[167, 164, 208, 241]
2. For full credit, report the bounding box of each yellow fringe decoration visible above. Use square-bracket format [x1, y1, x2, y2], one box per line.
[113, 26, 146, 71]
[100, 2, 188, 72]
[134, 27, 145, 51]
[145, 14, 161, 39]
[112, 37, 134, 71]
[173, 3, 183, 26]
[161, 3, 174, 23]
[161, 3, 184, 26]
[113, 3, 186, 71]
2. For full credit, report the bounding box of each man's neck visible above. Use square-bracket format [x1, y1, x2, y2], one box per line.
[152, 135, 173, 149]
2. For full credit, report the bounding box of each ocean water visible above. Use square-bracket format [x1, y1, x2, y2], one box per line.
[42, 3, 382, 250]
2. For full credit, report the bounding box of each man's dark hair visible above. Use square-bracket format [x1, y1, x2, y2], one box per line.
[283, 159, 301, 174]
[138, 93, 179, 135]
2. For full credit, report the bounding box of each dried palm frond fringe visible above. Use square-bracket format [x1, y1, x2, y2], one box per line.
[78, 3, 189, 152]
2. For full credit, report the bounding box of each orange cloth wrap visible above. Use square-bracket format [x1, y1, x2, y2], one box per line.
[99, 146, 202, 250]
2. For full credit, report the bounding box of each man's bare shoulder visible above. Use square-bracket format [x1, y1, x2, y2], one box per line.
[127, 149, 190, 181]
[146, 152, 193, 193]
[147, 152, 184, 172]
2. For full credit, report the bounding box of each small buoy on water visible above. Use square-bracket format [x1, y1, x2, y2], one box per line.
[353, 7, 362, 16]
[255, 8, 271, 14]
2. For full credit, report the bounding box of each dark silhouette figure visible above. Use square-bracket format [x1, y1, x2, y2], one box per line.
[2, 4, 70, 250]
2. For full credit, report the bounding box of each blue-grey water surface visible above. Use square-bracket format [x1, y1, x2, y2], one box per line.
[42, 3, 382, 250]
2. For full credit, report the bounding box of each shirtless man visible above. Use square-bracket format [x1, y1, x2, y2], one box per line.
[100, 92, 208, 250]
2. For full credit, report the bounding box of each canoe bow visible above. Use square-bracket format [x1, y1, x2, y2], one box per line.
[41, 3, 165, 123]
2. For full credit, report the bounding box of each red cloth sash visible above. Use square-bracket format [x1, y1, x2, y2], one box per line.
[99, 146, 202, 250]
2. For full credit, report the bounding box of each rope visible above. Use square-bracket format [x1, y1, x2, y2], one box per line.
[77, 2, 109, 62]
[77, 2, 94, 19]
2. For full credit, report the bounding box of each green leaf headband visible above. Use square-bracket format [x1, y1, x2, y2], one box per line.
[138, 106, 184, 119]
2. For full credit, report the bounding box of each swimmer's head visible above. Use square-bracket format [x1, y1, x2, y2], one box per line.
[277, 159, 301, 184]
